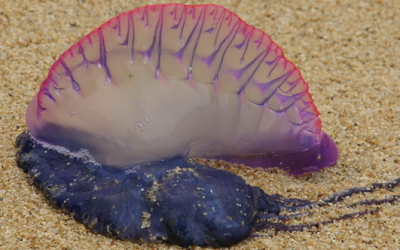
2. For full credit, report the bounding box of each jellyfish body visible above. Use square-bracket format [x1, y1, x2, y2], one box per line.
[16, 4, 343, 247]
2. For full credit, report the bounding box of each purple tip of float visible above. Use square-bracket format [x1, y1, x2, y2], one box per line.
[222, 132, 338, 175]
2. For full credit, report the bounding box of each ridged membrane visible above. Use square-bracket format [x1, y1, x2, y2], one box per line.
[25, 4, 331, 169]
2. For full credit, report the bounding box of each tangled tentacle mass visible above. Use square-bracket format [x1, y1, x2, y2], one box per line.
[16, 132, 400, 247]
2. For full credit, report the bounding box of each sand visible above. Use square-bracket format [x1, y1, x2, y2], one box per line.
[1, 0, 399, 249]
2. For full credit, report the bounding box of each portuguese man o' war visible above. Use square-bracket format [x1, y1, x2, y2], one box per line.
[15, 4, 400, 247]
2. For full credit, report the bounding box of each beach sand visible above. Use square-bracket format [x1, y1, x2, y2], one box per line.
[1, 0, 399, 249]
